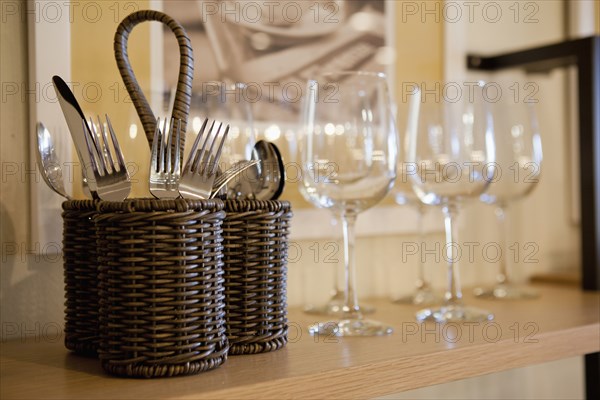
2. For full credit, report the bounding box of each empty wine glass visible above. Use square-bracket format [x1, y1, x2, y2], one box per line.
[406, 83, 496, 322]
[300, 71, 398, 336]
[391, 123, 441, 306]
[191, 81, 255, 168]
[474, 92, 543, 299]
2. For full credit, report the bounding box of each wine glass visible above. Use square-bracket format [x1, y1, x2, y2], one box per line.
[391, 117, 441, 306]
[300, 71, 398, 336]
[405, 82, 496, 322]
[191, 81, 255, 168]
[474, 93, 543, 299]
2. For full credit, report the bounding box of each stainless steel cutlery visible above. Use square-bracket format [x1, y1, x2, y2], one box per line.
[82, 116, 131, 201]
[49, 75, 284, 202]
[179, 119, 229, 200]
[149, 118, 182, 199]
[211, 159, 261, 198]
[35, 122, 70, 200]
[52, 75, 97, 196]
[226, 140, 286, 201]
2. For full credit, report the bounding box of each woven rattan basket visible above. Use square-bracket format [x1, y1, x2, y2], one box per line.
[62, 199, 100, 357]
[95, 199, 229, 378]
[222, 200, 292, 355]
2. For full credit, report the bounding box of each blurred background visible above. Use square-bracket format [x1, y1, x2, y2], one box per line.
[1, 0, 599, 398]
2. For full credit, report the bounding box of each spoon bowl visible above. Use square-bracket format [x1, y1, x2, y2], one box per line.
[267, 142, 285, 200]
[36, 122, 70, 199]
[227, 140, 285, 200]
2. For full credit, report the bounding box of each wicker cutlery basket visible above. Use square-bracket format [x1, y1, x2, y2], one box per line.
[57, 7, 292, 379]
[94, 199, 229, 378]
[62, 199, 101, 357]
[222, 200, 292, 355]
[60, 197, 292, 375]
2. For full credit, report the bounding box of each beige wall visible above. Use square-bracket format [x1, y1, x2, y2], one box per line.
[0, 0, 39, 327]
[0, 1, 592, 398]
[395, 0, 443, 85]
[596, 0, 600, 33]
[1, 0, 30, 249]
[71, 0, 150, 198]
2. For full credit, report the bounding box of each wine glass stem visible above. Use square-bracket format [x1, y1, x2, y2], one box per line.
[342, 211, 361, 319]
[495, 204, 510, 285]
[416, 204, 428, 290]
[332, 215, 343, 299]
[442, 204, 462, 305]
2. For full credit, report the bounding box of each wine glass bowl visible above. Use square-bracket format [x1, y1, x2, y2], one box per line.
[301, 84, 396, 213]
[192, 82, 255, 168]
[300, 71, 397, 335]
[407, 98, 495, 206]
[479, 101, 541, 205]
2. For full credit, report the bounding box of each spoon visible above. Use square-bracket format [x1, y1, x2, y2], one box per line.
[35, 122, 70, 199]
[210, 159, 261, 199]
[267, 142, 285, 200]
[228, 140, 285, 201]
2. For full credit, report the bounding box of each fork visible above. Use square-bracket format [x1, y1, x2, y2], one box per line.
[82, 115, 131, 201]
[210, 159, 261, 198]
[179, 118, 229, 200]
[149, 117, 181, 199]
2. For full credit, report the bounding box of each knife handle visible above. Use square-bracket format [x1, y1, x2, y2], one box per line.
[114, 9, 193, 159]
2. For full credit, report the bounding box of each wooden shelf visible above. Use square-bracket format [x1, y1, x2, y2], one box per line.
[2, 284, 598, 399]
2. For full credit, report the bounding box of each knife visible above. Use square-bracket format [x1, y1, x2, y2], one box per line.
[52, 75, 97, 193]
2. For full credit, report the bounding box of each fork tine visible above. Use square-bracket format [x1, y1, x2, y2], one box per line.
[211, 125, 229, 175]
[184, 118, 208, 172]
[89, 117, 101, 145]
[105, 115, 127, 172]
[196, 121, 219, 173]
[88, 117, 106, 175]
[166, 118, 174, 174]
[193, 120, 216, 173]
[98, 115, 115, 173]
[90, 117, 108, 167]
[151, 117, 160, 173]
[217, 159, 260, 182]
[82, 119, 99, 175]
[211, 160, 261, 196]
[159, 117, 168, 173]
[173, 119, 181, 176]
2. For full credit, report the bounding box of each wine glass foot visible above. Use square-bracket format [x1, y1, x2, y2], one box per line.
[473, 284, 539, 300]
[393, 289, 441, 306]
[303, 301, 375, 316]
[416, 304, 494, 323]
[308, 318, 393, 336]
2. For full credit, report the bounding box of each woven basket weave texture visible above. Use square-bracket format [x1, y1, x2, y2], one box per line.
[95, 199, 229, 378]
[223, 200, 292, 355]
[62, 199, 100, 357]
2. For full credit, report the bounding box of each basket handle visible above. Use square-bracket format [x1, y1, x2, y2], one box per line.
[114, 10, 193, 154]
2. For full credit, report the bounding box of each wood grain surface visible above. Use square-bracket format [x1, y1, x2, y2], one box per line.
[1, 284, 598, 399]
